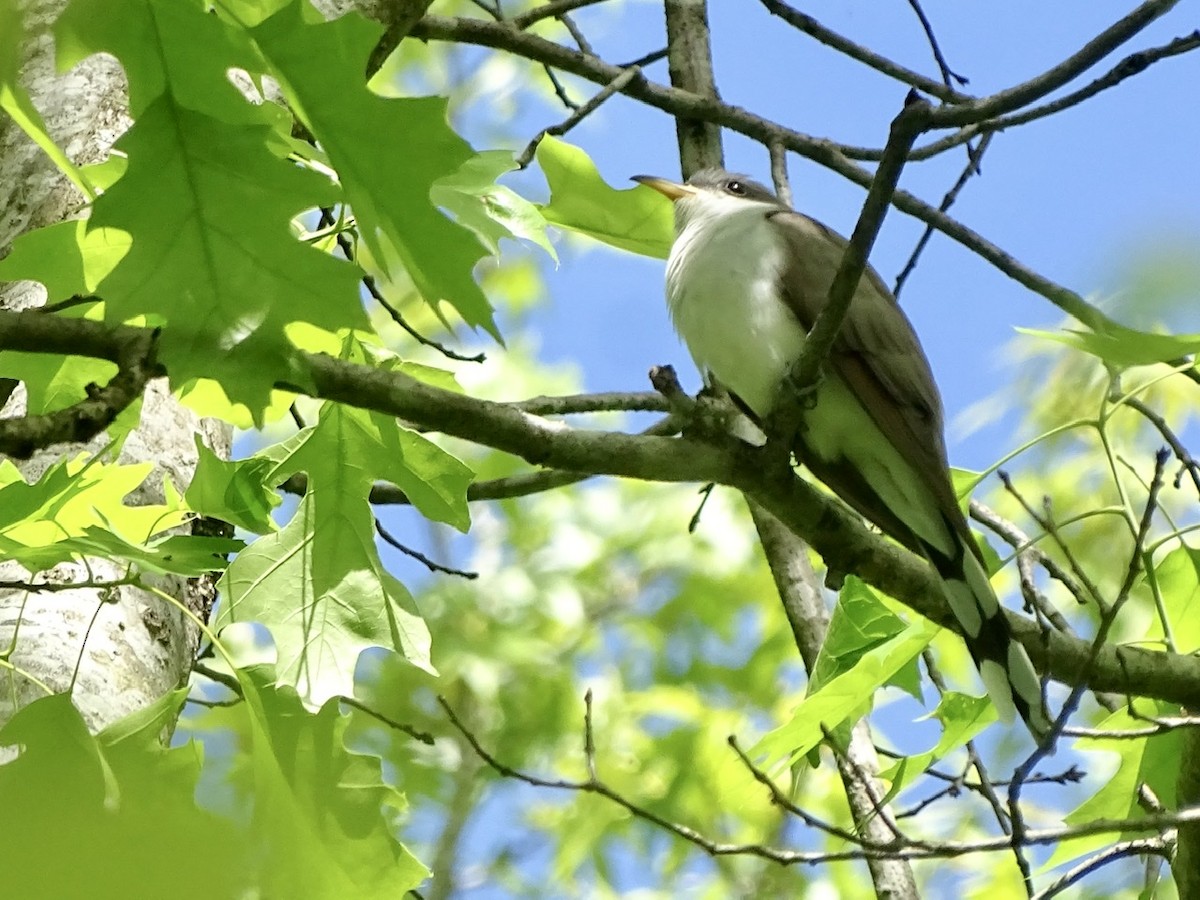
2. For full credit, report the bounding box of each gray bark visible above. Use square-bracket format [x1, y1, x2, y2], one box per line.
[0, 0, 228, 732]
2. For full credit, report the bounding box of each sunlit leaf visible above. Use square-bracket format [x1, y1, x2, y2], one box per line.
[1149, 546, 1200, 654]
[432, 150, 557, 260]
[56, 0, 262, 122]
[0, 694, 246, 900]
[191, 666, 428, 897]
[537, 136, 674, 258]
[1017, 322, 1200, 370]
[251, 1, 498, 338]
[219, 337, 472, 704]
[753, 616, 939, 764]
[184, 437, 281, 534]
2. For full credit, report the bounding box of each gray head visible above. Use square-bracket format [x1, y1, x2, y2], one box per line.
[684, 168, 781, 206]
[633, 168, 786, 234]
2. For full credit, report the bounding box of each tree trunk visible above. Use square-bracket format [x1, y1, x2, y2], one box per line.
[0, 0, 228, 732]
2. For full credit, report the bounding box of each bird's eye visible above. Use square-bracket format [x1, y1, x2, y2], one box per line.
[726, 180, 746, 196]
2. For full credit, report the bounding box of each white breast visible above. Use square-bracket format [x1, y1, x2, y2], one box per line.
[665, 200, 804, 418]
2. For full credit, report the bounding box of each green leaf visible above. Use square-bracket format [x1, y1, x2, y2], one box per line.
[537, 136, 675, 258]
[809, 578, 909, 693]
[269, 342, 474, 532]
[0, 455, 237, 576]
[193, 667, 429, 897]
[878, 691, 993, 798]
[218, 495, 428, 706]
[251, 1, 498, 338]
[1016, 321, 1200, 370]
[432, 150, 557, 260]
[0, 220, 127, 301]
[90, 98, 366, 416]
[219, 343, 472, 703]
[56, 0, 262, 123]
[184, 436, 281, 534]
[66, 527, 241, 577]
[752, 616, 939, 765]
[0, 694, 247, 900]
[1044, 703, 1178, 872]
[1148, 546, 1200, 654]
[0, 457, 208, 574]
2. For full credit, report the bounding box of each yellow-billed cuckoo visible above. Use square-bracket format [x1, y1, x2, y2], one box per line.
[634, 168, 1051, 739]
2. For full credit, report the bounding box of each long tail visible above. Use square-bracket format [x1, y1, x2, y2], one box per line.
[924, 534, 1052, 741]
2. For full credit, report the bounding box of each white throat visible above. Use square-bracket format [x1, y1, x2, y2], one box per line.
[665, 192, 805, 418]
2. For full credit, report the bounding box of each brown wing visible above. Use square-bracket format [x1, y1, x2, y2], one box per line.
[768, 210, 971, 551]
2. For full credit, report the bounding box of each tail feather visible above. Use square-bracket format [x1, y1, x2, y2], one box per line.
[925, 536, 1052, 741]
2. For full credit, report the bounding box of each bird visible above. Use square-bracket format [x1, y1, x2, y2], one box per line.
[634, 167, 1051, 740]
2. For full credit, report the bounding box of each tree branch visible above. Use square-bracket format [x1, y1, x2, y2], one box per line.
[404, 14, 1119, 333]
[0, 324, 161, 458]
[758, 0, 971, 104]
[6, 309, 1200, 709]
[926, 0, 1182, 128]
[907, 30, 1200, 161]
[748, 504, 919, 898]
[664, 0, 723, 175]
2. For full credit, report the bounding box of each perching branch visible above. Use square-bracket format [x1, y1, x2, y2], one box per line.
[7, 308, 1200, 712]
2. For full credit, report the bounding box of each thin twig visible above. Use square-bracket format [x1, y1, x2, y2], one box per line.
[998, 472, 1108, 611]
[339, 694, 437, 744]
[920, 651, 1013, 837]
[556, 13, 594, 56]
[903, 0, 968, 87]
[687, 482, 715, 533]
[619, 46, 668, 69]
[911, 30, 1200, 160]
[1007, 449, 1170, 888]
[726, 735, 898, 849]
[969, 499, 1088, 614]
[1031, 837, 1172, 900]
[1121, 395, 1200, 496]
[818, 724, 907, 843]
[517, 65, 642, 168]
[758, 0, 971, 103]
[193, 661, 245, 696]
[543, 66, 580, 110]
[289, 403, 307, 430]
[321, 211, 486, 364]
[893, 133, 993, 297]
[375, 520, 478, 579]
[511, 0, 610, 29]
